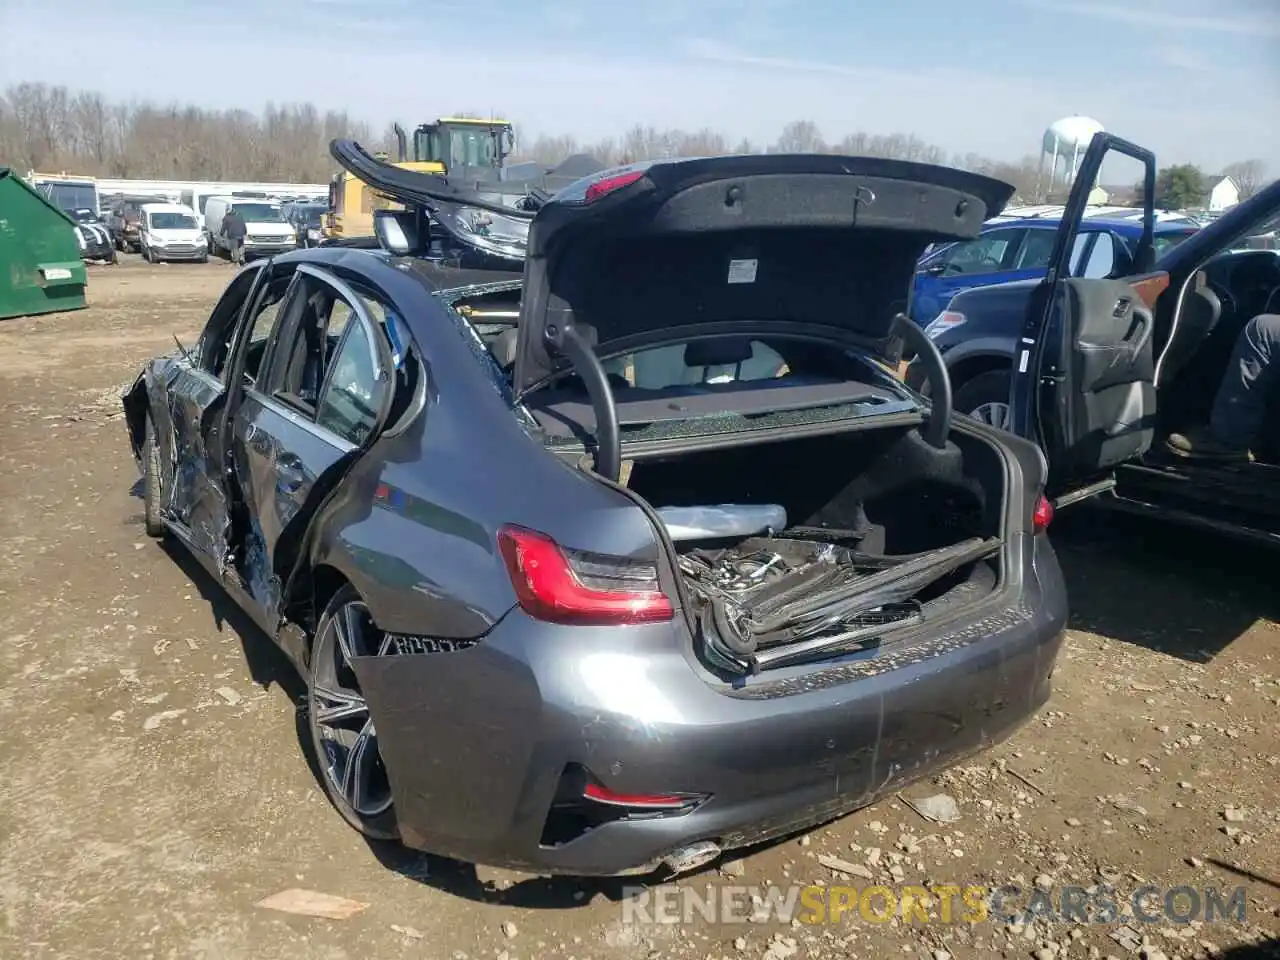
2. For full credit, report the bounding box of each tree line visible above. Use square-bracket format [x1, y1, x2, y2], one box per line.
[1, 82, 1267, 208]
[0, 83, 375, 183]
[1135, 161, 1268, 211]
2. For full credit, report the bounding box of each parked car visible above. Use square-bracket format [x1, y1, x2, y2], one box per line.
[909, 215, 1200, 325]
[69, 207, 117, 263]
[106, 196, 160, 253]
[906, 140, 1280, 545]
[122, 144, 1069, 878]
[203, 197, 297, 261]
[283, 201, 327, 247]
[139, 203, 209, 263]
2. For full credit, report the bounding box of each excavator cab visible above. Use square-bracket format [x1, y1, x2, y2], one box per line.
[327, 118, 516, 239]
[409, 118, 514, 179]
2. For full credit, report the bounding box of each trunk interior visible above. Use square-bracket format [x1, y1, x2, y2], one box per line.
[624, 426, 1008, 674]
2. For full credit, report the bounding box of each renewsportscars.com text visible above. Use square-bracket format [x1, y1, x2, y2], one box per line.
[621, 883, 1248, 927]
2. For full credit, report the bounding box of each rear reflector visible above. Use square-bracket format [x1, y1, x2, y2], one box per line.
[583, 783, 692, 808]
[497, 525, 674, 625]
[1033, 495, 1054, 533]
[584, 170, 646, 203]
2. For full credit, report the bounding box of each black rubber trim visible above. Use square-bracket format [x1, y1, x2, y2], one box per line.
[891, 312, 951, 449]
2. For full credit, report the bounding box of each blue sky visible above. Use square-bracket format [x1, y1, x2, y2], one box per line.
[1, 0, 1277, 174]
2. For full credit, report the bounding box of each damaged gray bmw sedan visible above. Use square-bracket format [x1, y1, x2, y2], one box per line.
[122, 141, 1067, 878]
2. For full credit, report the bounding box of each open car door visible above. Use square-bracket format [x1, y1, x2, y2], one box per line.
[219, 264, 402, 624]
[1007, 134, 1162, 505]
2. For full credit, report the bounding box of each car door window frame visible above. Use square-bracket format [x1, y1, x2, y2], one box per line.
[312, 310, 389, 447]
[256, 263, 395, 450]
[196, 262, 270, 383]
[240, 267, 302, 391]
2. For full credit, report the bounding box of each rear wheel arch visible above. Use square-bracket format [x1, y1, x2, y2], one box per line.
[309, 564, 351, 636]
[949, 353, 1012, 396]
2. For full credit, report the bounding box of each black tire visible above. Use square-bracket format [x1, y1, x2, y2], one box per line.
[142, 415, 166, 538]
[141, 244, 151, 263]
[953, 369, 1013, 431]
[307, 585, 399, 841]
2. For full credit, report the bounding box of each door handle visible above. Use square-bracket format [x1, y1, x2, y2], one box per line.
[1120, 303, 1152, 356]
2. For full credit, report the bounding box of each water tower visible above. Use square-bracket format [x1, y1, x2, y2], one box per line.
[1038, 115, 1105, 200]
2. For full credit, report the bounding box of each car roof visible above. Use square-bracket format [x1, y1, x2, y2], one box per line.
[141, 202, 197, 214]
[989, 216, 1197, 235]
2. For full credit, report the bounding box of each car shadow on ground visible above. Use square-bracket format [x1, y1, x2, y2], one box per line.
[1049, 506, 1277, 663]
[1217, 941, 1280, 959]
[361, 830, 807, 910]
[157, 536, 307, 700]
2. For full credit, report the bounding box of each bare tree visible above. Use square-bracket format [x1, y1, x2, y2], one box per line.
[773, 120, 824, 154]
[0, 82, 1198, 207]
[3, 82, 373, 181]
[72, 92, 112, 165]
[1222, 159, 1266, 201]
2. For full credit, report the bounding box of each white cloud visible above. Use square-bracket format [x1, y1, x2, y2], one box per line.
[1150, 45, 1212, 72]
[1018, 0, 1280, 36]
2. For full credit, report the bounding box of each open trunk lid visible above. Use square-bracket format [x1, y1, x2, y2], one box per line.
[328, 140, 1015, 392]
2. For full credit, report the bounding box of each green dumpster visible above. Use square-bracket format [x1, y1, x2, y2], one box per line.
[0, 167, 88, 320]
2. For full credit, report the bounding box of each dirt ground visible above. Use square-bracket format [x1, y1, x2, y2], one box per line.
[0, 259, 1276, 960]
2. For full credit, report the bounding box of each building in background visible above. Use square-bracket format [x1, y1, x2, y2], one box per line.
[1203, 175, 1240, 212]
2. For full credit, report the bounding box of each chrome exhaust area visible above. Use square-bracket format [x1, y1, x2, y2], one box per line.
[611, 839, 725, 878]
[661, 840, 723, 877]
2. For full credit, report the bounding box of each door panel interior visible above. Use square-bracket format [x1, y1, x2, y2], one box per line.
[1044, 277, 1157, 479]
[1008, 132, 1158, 497]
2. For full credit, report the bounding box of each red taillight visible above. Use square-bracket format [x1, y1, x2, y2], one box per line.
[583, 783, 690, 808]
[584, 170, 646, 203]
[1033, 495, 1054, 533]
[497, 525, 673, 625]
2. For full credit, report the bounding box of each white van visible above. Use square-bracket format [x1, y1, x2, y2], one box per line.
[138, 203, 208, 263]
[203, 197, 297, 260]
[179, 187, 231, 230]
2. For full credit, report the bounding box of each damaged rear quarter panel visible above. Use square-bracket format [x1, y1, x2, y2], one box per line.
[294, 266, 665, 643]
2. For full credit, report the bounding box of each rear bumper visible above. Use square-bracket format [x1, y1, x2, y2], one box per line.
[350, 532, 1068, 876]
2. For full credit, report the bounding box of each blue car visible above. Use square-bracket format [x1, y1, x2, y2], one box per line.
[909, 215, 1200, 325]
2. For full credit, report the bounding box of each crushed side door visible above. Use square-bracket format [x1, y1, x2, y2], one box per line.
[223, 264, 398, 622]
[130, 265, 269, 567]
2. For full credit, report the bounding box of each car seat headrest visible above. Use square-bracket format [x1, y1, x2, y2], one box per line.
[684, 338, 755, 368]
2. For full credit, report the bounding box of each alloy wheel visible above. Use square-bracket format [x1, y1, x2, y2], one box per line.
[310, 599, 394, 819]
[969, 401, 1011, 431]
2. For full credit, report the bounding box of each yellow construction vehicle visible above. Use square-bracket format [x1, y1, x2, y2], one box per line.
[325, 117, 515, 239]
